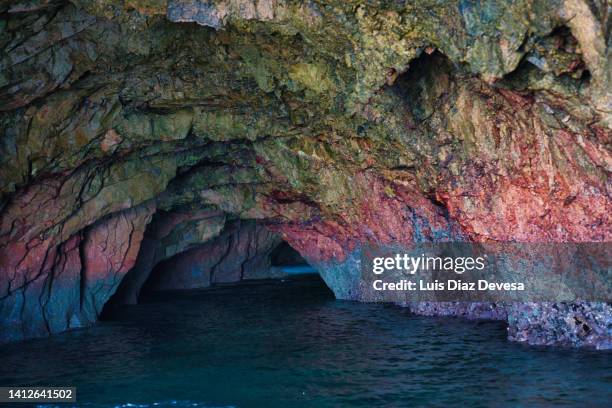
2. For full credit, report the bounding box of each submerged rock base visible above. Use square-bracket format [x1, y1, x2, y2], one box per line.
[507, 302, 612, 350]
[401, 301, 612, 350]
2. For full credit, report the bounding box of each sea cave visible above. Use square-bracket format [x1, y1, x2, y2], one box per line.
[0, 0, 610, 406]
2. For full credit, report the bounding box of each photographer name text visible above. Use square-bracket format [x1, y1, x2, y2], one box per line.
[372, 279, 525, 291]
[371, 254, 524, 292]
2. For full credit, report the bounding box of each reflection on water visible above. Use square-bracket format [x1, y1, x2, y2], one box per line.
[0, 275, 610, 407]
[278, 265, 318, 275]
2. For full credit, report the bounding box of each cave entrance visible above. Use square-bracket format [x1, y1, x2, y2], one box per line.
[269, 241, 318, 275]
[136, 235, 321, 296]
[102, 220, 328, 320]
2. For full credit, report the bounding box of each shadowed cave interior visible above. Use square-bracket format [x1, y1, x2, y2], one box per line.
[101, 214, 323, 321]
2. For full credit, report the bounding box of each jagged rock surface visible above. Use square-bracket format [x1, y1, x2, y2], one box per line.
[0, 0, 610, 346]
[110, 208, 229, 305]
[143, 219, 283, 291]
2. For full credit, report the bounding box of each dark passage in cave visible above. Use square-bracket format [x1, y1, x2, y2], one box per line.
[101, 239, 326, 322]
[101, 223, 320, 321]
[391, 50, 455, 123]
[0, 0, 609, 364]
[100, 213, 321, 318]
[270, 241, 318, 275]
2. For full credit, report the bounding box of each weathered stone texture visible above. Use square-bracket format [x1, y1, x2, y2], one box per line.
[144, 219, 282, 291]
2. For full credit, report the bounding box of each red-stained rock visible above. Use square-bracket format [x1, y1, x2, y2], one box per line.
[270, 173, 462, 264]
[437, 129, 612, 243]
[0, 203, 154, 343]
[79, 203, 156, 319]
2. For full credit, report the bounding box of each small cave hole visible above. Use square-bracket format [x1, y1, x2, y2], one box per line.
[503, 25, 590, 90]
[390, 50, 454, 122]
[270, 241, 317, 275]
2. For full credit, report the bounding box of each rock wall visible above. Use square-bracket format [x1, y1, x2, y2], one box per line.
[0, 203, 154, 343]
[0, 0, 610, 346]
[110, 208, 228, 305]
[143, 219, 283, 291]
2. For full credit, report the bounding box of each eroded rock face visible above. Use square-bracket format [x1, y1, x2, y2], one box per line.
[143, 219, 283, 291]
[0, 0, 610, 346]
[109, 208, 228, 305]
[0, 203, 154, 343]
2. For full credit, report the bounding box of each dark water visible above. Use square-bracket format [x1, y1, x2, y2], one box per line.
[0, 275, 610, 408]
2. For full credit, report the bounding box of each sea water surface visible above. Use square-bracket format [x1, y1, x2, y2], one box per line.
[0, 275, 610, 407]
